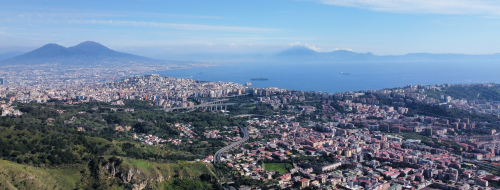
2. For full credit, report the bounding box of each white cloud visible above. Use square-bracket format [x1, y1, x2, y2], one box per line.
[312, 0, 500, 15]
[334, 47, 353, 51]
[229, 43, 238, 48]
[69, 19, 276, 32]
[289, 42, 321, 51]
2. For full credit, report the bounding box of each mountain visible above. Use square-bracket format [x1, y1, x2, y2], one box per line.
[274, 46, 377, 62]
[0, 51, 25, 61]
[275, 46, 500, 62]
[276, 46, 318, 56]
[0, 41, 157, 65]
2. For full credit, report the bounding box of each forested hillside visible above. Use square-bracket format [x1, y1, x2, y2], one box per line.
[0, 100, 233, 189]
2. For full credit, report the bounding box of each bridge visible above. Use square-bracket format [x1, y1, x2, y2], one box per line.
[158, 99, 236, 112]
[233, 114, 271, 119]
[214, 126, 249, 164]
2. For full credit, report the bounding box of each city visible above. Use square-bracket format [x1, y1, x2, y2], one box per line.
[2, 0, 500, 189]
[1, 71, 500, 189]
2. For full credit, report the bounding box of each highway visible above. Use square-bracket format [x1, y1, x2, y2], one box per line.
[233, 114, 270, 119]
[214, 126, 249, 164]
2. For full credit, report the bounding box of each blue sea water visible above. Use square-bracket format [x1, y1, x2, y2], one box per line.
[145, 61, 500, 93]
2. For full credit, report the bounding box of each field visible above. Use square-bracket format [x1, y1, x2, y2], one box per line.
[264, 163, 292, 173]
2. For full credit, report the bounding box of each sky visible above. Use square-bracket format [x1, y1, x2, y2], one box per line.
[1, 0, 500, 56]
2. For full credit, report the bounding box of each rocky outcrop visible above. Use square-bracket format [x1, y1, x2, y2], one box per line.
[97, 157, 213, 190]
[102, 161, 120, 177]
[132, 181, 148, 190]
[120, 169, 136, 183]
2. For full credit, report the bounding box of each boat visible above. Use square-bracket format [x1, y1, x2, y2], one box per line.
[251, 78, 269, 80]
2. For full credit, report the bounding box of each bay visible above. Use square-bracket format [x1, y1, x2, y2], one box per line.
[144, 61, 500, 93]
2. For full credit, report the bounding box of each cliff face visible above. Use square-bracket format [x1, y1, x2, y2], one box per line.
[96, 156, 218, 190]
[101, 159, 152, 190]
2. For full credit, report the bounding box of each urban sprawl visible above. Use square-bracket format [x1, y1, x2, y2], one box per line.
[1, 69, 500, 190]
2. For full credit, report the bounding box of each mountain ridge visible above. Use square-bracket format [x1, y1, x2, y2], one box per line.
[275, 46, 500, 62]
[3, 42, 500, 64]
[0, 41, 157, 65]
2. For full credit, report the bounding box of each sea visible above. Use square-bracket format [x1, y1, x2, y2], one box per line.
[143, 61, 500, 93]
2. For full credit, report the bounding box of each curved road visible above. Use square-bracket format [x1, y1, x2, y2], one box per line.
[214, 126, 249, 164]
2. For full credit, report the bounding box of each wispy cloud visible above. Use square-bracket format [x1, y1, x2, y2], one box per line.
[334, 47, 353, 51]
[0, 10, 221, 20]
[312, 0, 500, 15]
[289, 42, 321, 51]
[69, 20, 277, 32]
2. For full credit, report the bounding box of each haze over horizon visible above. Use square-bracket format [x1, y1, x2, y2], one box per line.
[1, 0, 500, 58]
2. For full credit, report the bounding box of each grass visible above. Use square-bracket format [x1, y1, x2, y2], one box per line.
[264, 163, 292, 173]
[0, 157, 217, 190]
[118, 157, 217, 181]
[0, 159, 82, 190]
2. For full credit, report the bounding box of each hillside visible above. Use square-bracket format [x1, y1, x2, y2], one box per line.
[0, 160, 82, 190]
[0, 100, 234, 190]
[0, 158, 218, 190]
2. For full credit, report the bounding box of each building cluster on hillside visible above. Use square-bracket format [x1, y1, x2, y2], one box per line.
[0, 100, 22, 116]
[3, 66, 500, 189]
[172, 123, 196, 138]
[133, 133, 166, 146]
[219, 118, 499, 189]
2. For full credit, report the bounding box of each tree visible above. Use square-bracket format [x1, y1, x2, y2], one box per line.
[398, 172, 406, 178]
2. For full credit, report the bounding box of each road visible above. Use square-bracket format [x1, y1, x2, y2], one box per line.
[233, 114, 270, 118]
[214, 126, 249, 164]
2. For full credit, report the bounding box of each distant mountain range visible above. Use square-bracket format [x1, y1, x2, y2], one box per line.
[0, 41, 159, 65]
[274, 46, 500, 62]
[2, 42, 500, 64]
[152, 46, 500, 62]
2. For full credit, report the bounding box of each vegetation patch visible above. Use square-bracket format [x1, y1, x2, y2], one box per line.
[0, 160, 82, 190]
[264, 163, 292, 173]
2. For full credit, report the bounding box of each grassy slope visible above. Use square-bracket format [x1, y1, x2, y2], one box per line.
[0, 160, 82, 190]
[0, 158, 217, 190]
[120, 158, 217, 181]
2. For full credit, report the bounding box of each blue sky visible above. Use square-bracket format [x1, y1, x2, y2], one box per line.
[1, 0, 500, 56]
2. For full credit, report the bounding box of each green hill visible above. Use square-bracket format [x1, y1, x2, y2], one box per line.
[0, 159, 81, 190]
[0, 158, 218, 190]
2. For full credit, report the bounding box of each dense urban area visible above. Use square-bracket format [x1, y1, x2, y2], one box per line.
[1, 69, 500, 190]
